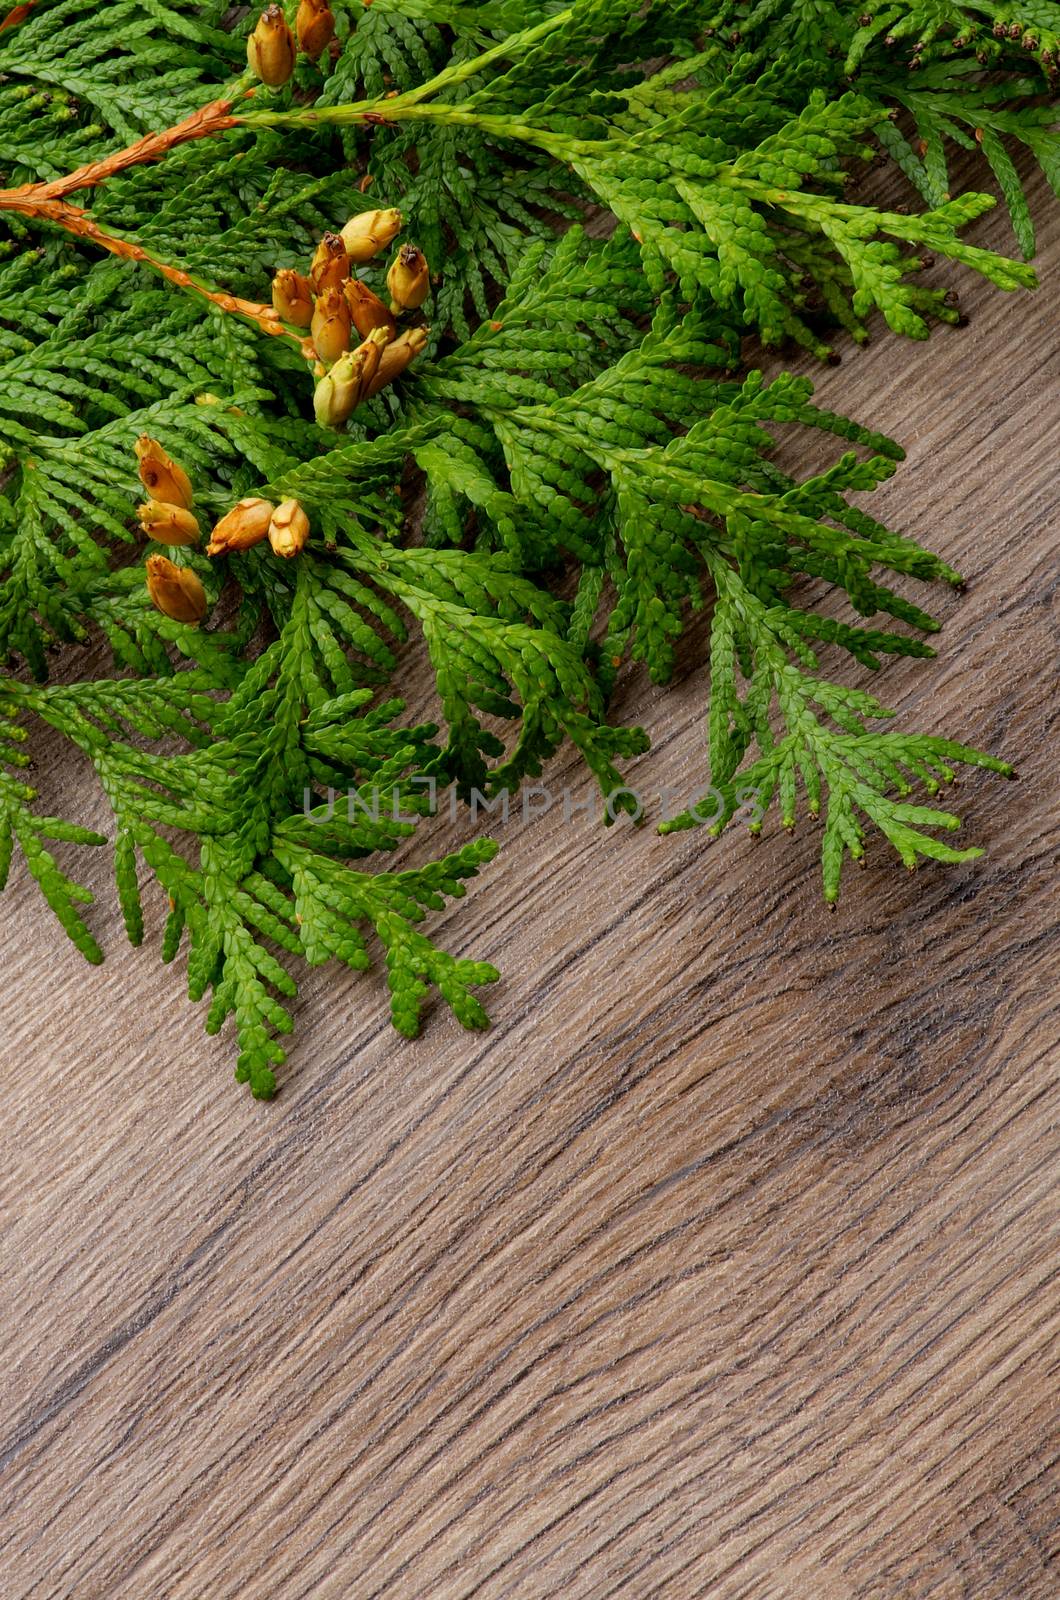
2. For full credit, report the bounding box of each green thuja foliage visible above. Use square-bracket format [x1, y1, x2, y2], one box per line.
[2, 634, 500, 1096]
[0, 0, 1051, 1093]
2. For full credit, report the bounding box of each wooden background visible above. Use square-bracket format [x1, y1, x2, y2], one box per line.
[2, 160, 1058, 1599]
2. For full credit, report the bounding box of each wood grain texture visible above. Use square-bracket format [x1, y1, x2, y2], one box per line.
[1, 157, 1058, 1600]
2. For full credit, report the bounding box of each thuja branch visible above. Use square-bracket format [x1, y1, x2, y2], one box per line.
[0, 96, 315, 347]
[9, 196, 304, 342]
[2, 19, 1035, 359]
[13, 197, 308, 345]
[235, 89, 1036, 350]
[237, 90, 596, 159]
[0, 8, 581, 334]
[0, 96, 245, 206]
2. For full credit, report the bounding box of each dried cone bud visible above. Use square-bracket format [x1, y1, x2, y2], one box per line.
[311, 286, 352, 364]
[340, 207, 402, 264]
[268, 499, 311, 558]
[135, 435, 194, 509]
[145, 555, 207, 625]
[271, 268, 314, 327]
[343, 277, 396, 340]
[137, 500, 201, 547]
[313, 328, 389, 426]
[206, 497, 276, 556]
[309, 232, 349, 294]
[364, 324, 429, 398]
[387, 244, 430, 314]
[247, 6, 296, 87]
[296, 0, 335, 58]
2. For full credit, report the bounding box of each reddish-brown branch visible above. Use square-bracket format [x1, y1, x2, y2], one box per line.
[22, 196, 314, 353]
[0, 1, 36, 35]
[0, 95, 245, 207]
[0, 92, 315, 357]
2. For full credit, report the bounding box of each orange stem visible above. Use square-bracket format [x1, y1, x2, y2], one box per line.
[0, 1, 36, 34]
[0, 93, 314, 357]
[24, 194, 312, 346]
[0, 95, 245, 206]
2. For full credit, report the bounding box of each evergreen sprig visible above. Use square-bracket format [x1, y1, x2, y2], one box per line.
[0, 0, 1049, 1094]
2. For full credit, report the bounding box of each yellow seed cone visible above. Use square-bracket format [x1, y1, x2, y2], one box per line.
[206, 498, 276, 556]
[146, 555, 207, 624]
[268, 499, 311, 558]
[309, 232, 349, 294]
[340, 207, 402, 264]
[137, 500, 201, 547]
[297, 0, 335, 58]
[135, 436, 194, 509]
[364, 325, 429, 398]
[271, 268, 314, 327]
[386, 244, 430, 313]
[247, 6, 296, 87]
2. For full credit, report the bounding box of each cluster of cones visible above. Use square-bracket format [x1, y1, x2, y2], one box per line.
[135, 436, 313, 625]
[272, 207, 431, 428]
[133, 204, 433, 622]
[246, 2, 337, 85]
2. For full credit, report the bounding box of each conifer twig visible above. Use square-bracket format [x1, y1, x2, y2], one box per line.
[3, 193, 309, 346]
[0, 96, 246, 206]
[0, 94, 315, 347]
